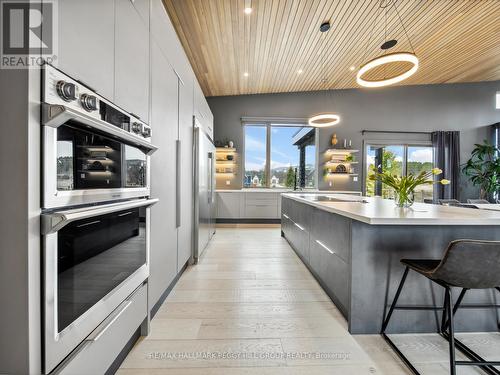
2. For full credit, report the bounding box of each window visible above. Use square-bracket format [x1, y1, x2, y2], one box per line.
[365, 143, 434, 202]
[244, 123, 316, 189]
[244, 125, 267, 187]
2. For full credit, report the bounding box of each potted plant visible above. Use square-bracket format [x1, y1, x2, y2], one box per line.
[462, 140, 500, 201]
[369, 168, 450, 208]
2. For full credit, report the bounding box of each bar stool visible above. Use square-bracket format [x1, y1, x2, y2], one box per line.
[381, 239, 500, 375]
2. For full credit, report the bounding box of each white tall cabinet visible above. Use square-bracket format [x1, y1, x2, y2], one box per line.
[57, 0, 115, 99]
[114, 0, 150, 121]
[149, 41, 179, 308]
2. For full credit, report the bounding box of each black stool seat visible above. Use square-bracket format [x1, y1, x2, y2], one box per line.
[382, 240, 500, 375]
[401, 259, 440, 274]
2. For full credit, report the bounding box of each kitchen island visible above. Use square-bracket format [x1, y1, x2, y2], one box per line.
[281, 193, 500, 334]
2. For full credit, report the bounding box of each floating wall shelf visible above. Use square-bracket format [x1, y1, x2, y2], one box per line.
[323, 148, 358, 180]
[215, 147, 238, 188]
[325, 149, 359, 154]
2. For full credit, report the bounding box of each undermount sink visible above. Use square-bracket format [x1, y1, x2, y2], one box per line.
[298, 195, 368, 203]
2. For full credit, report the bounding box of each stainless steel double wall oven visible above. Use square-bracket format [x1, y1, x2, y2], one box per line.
[41, 64, 158, 373]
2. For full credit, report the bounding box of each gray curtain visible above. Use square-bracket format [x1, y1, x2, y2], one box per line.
[432, 131, 460, 201]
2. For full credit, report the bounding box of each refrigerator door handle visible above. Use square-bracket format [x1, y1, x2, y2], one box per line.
[176, 139, 181, 228]
[208, 152, 214, 204]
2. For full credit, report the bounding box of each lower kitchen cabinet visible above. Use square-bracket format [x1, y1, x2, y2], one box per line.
[55, 283, 147, 375]
[217, 192, 241, 219]
[216, 191, 280, 220]
[309, 239, 349, 314]
[310, 208, 351, 263]
[281, 196, 351, 317]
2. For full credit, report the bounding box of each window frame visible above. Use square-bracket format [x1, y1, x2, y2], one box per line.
[242, 122, 318, 189]
[362, 139, 434, 197]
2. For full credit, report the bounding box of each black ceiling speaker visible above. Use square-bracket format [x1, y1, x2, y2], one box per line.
[381, 39, 398, 50]
[320, 21, 331, 32]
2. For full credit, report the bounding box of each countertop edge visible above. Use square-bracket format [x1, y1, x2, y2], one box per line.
[282, 193, 500, 226]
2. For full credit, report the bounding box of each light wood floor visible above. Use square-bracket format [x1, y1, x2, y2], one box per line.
[119, 227, 496, 375]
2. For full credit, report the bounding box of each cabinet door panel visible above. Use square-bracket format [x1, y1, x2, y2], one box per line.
[217, 193, 241, 219]
[57, 0, 114, 99]
[244, 204, 278, 219]
[311, 208, 351, 263]
[115, 0, 150, 121]
[149, 42, 178, 308]
[150, 0, 192, 85]
[310, 239, 349, 313]
[132, 0, 150, 25]
[177, 76, 195, 270]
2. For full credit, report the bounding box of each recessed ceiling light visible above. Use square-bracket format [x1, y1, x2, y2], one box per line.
[244, 0, 252, 14]
[349, 66, 355, 71]
[243, 72, 249, 77]
[297, 69, 303, 74]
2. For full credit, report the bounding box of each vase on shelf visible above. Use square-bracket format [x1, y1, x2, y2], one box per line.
[394, 190, 414, 208]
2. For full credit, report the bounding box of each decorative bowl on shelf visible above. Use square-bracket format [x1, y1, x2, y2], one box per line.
[335, 164, 347, 173]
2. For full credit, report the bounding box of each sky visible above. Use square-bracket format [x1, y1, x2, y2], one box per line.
[244, 126, 315, 172]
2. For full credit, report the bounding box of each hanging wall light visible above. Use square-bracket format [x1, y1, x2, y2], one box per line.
[308, 22, 341, 128]
[357, 0, 419, 88]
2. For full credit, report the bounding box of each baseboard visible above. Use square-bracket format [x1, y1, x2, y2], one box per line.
[150, 260, 189, 318]
[216, 218, 281, 224]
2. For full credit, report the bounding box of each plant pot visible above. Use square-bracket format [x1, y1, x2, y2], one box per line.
[394, 191, 414, 208]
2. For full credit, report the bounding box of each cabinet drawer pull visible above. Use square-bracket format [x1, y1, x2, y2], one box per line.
[316, 240, 335, 255]
[118, 211, 133, 217]
[76, 220, 101, 228]
[88, 300, 132, 342]
[294, 223, 305, 231]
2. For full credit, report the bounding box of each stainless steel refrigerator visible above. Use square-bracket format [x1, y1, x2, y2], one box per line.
[193, 116, 216, 262]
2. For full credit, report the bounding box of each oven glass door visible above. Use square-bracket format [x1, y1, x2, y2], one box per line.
[56, 121, 147, 192]
[56, 207, 146, 332]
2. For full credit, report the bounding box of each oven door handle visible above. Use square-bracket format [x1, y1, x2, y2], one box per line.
[41, 198, 159, 235]
[42, 103, 158, 155]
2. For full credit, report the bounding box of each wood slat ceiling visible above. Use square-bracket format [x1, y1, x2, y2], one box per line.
[163, 0, 500, 97]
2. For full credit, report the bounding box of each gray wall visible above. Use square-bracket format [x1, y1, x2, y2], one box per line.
[208, 81, 500, 200]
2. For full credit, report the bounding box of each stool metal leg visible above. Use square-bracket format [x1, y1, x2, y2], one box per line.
[445, 287, 457, 375]
[382, 266, 409, 333]
[440, 292, 449, 334]
[442, 288, 467, 333]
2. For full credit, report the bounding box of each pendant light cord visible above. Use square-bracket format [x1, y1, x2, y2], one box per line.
[392, 1, 416, 54]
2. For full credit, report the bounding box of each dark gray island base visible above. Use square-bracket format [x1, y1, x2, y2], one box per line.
[281, 194, 500, 334]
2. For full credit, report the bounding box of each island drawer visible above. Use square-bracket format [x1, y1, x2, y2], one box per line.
[309, 239, 349, 313]
[289, 200, 311, 232]
[310, 208, 351, 263]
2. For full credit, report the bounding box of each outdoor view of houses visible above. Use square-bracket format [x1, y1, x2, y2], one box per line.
[244, 125, 316, 188]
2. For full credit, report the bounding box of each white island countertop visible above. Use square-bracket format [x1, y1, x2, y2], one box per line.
[282, 193, 500, 225]
[216, 189, 362, 194]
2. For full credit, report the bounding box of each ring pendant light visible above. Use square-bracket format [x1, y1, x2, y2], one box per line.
[308, 114, 340, 127]
[308, 22, 340, 128]
[357, 52, 418, 88]
[357, 0, 419, 88]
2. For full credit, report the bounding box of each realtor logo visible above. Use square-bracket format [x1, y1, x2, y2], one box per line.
[1, 0, 57, 68]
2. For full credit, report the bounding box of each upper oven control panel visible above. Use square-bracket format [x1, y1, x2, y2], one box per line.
[42, 64, 151, 140]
